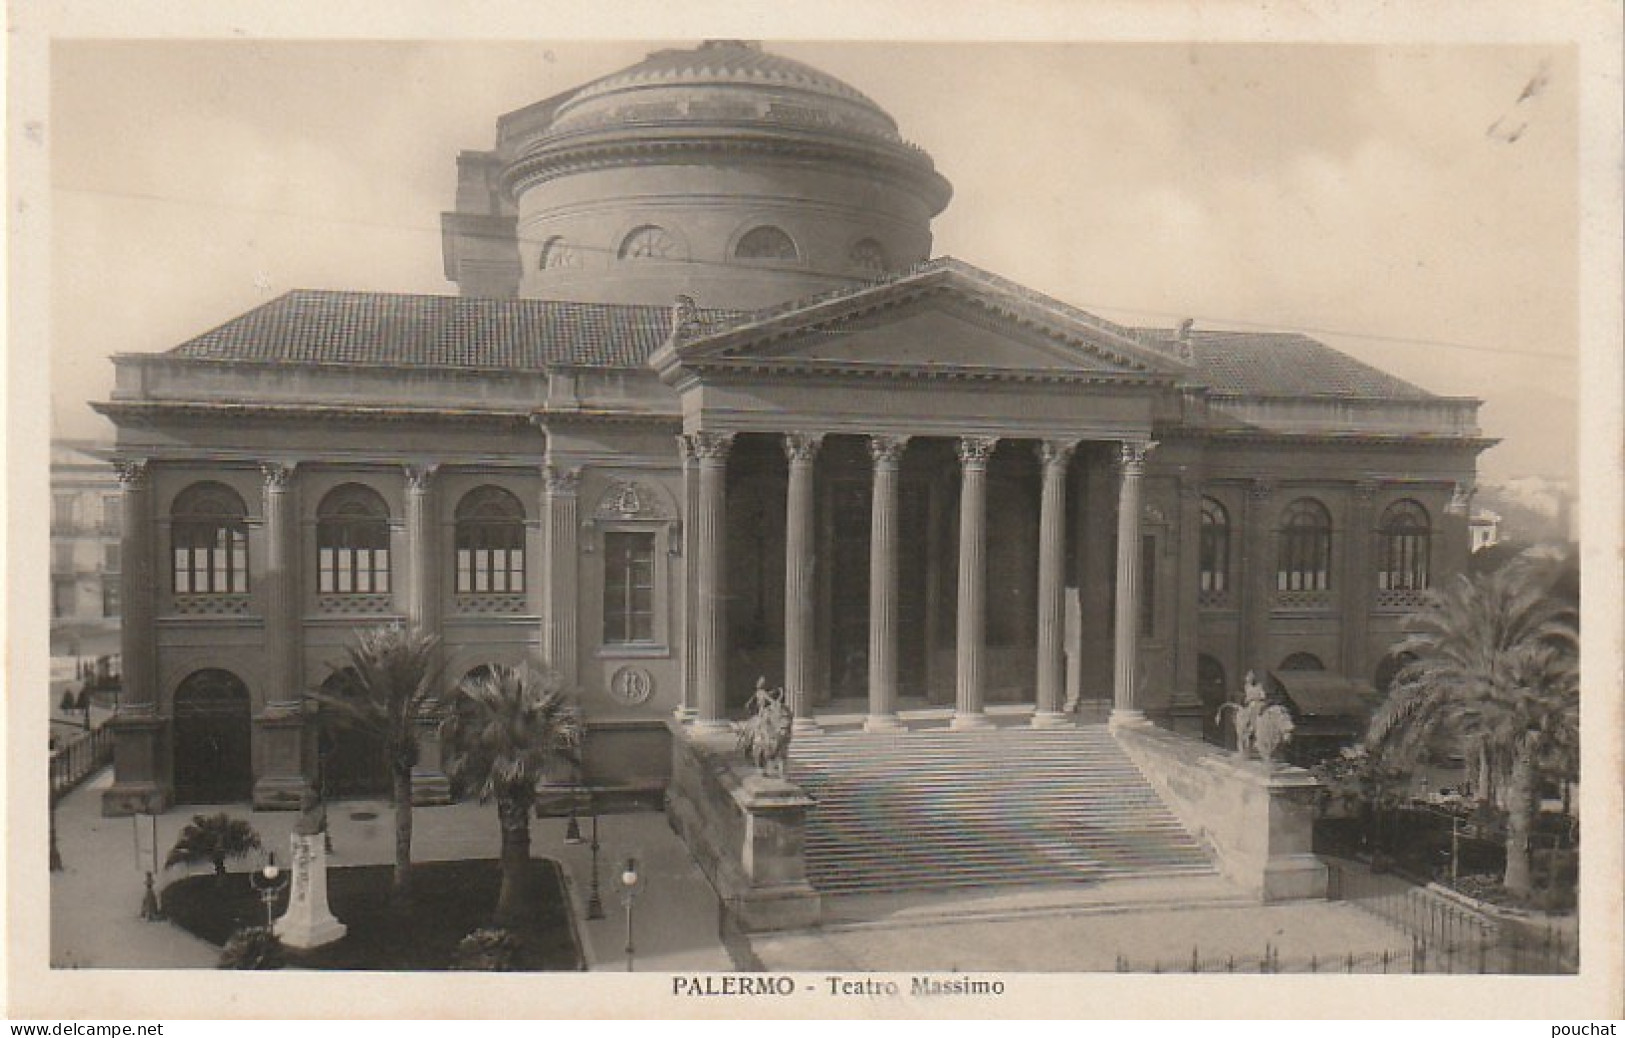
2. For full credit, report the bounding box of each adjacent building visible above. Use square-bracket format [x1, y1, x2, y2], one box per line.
[93, 41, 1490, 815]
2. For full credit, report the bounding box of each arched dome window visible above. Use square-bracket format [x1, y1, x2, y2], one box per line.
[734, 225, 799, 262]
[1277, 497, 1333, 592]
[539, 236, 578, 270]
[317, 484, 391, 595]
[171, 482, 249, 595]
[618, 225, 681, 261]
[1378, 499, 1431, 591]
[848, 238, 888, 273]
[455, 486, 525, 594]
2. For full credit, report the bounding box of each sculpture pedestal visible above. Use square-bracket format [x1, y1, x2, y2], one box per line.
[274, 833, 347, 949]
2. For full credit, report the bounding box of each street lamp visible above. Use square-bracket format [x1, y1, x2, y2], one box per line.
[621, 857, 640, 972]
[250, 854, 289, 930]
[585, 810, 606, 921]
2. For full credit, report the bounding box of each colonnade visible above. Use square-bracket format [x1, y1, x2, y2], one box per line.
[678, 431, 1152, 733]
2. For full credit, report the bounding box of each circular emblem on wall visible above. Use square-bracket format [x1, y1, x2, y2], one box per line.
[608, 665, 655, 706]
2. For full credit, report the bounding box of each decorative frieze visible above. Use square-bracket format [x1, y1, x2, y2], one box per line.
[1374, 588, 1429, 611]
[316, 593, 395, 616]
[171, 594, 252, 617]
[1273, 589, 1334, 611]
[453, 593, 529, 616]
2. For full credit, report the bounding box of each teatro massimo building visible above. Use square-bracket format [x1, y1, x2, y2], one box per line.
[95, 41, 1488, 914]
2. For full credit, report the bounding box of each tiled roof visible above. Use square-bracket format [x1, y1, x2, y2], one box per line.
[1155, 329, 1436, 400]
[163, 289, 1436, 402]
[166, 290, 733, 371]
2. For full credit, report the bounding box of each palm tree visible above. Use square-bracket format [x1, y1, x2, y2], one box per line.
[439, 663, 581, 927]
[1366, 559, 1578, 898]
[166, 813, 262, 885]
[308, 623, 443, 902]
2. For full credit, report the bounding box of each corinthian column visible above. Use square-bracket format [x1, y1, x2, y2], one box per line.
[1111, 440, 1153, 727]
[952, 436, 998, 730]
[254, 461, 313, 810]
[543, 463, 582, 688]
[783, 433, 822, 733]
[1033, 440, 1075, 727]
[103, 459, 168, 814]
[691, 431, 734, 732]
[676, 435, 699, 723]
[866, 435, 908, 732]
[404, 464, 440, 634]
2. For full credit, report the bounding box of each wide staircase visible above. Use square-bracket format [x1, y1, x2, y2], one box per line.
[790, 724, 1216, 896]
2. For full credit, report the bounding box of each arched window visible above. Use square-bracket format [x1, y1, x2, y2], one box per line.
[538, 236, 578, 270]
[734, 225, 799, 261]
[317, 484, 390, 594]
[1279, 652, 1325, 672]
[171, 482, 249, 594]
[618, 225, 680, 261]
[455, 486, 525, 594]
[848, 238, 887, 273]
[1199, 497, 1230, 592]
[1378, 499, 1431, 591]
[1277, 498, 1333, 592]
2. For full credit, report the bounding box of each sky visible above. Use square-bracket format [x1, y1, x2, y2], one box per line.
[47, 39, 1579, 481]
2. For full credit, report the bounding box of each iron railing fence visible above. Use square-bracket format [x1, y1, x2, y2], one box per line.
[50, 724, 113, 798]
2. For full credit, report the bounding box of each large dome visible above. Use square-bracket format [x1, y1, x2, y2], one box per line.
[489, 41, 952, 310]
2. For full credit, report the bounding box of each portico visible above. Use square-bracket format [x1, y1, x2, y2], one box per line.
[650, 262, 1178, 733]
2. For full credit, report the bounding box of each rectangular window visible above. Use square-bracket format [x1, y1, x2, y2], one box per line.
[102, 579, 121, 618]
[101, 495, 123, 532]
[104, 543, 121, 572]
[53, 543, 74, 573]
[52, 494, 76, 531]
[603, 531, 656, 644]
[52, 579, 74, 618]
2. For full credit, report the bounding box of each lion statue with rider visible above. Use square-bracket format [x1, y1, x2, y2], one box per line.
[1215, 670, 1295, 764]
[737, 677, 794, 778]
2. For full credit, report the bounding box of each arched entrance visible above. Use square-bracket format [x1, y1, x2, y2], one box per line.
[172, 669, 252, 804]
[317, 668, 390, 799]
[1197, 654, 1229, 747]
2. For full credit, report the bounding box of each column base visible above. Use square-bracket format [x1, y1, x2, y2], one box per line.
[1030, 710, 1074, 729]
[672, 706, 698, 724]
[949, 711, 993, 730]
[862, 714, 905, 733]
[253, 775, 315, 812]
[1109, 708, 1150, 729]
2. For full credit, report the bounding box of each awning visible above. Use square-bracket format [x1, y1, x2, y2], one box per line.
[1269, 671, 1380, 718]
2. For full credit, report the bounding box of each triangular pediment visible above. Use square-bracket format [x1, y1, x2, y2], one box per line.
[653, 258, 1185, 384]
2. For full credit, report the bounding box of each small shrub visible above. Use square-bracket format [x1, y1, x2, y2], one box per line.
[219, 926, 284, 970]
[167, 813, 262, 880]
[451, 926, 525, 971]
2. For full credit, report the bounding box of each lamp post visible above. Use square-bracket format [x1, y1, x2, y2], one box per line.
[621, 857, 640, 972]
[250, 855, 289, 930]
[586, 811, 606, 921]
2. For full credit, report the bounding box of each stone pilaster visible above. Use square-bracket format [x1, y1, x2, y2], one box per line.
[782, 433, 822, 733]
[102, 460, 169, 815]
[253, 462, 313, 811]
[543, 463, 582, 689]
[691, 432, 734, 732]
[1033, 439, 1075, 727]
[404, 463, 450, 806]
[1169, 479, 1206, 736]
[951, 436, 998, 730]
[865, 435, 908, 732]
[1340, 481, 1380, 680]
[1240, 479, 1276, 680]
[1111, 440, 1153, 726]
[676, 435, 700, 723]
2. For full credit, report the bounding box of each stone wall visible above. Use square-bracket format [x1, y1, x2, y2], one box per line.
[1113, 723, 1328, 902]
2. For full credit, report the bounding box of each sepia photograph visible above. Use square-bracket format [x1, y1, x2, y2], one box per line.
[10, 0, 1623, 1022]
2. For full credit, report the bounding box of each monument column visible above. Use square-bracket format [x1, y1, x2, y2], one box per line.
[543, 462, 582, 688]
[1240, 479, 1276, 680]
[676, 436, 699, 722]
[253, 461, 312, 810]
[102, 459, 168, 815]
[951, 436, 998, 730]
[782, 433, 822, 733]
[1111, 440, 1153, 726]
[691, 431, 734, 732]
[1340, 481, 1379, 680]
[1033, 439, 1075, 727]
[866, 435, 909, 732]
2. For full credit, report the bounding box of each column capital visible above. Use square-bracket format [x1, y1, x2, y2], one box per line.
[1352, 479, 1382, 504]
[690, 430, 735, 462]
[260, 462, 297, 490]
[676, 433, 696, 462]
[1036, 439, 1077, 469]
[868, 434, 909, 466]
[1247, 478, 1276, 502]
[544, 463, 583, 497]
[1117, 439, 1156, 474]
[783, 432, 824, 464]
[113, 459, 150, 490]
[957, 435, 999, 469]
[403, 463, 439, 493]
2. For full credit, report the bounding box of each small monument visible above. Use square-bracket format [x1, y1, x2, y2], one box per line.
[1215, 670, 1295, 765]
[736, 677, 794, 779]
[274, 791, 346, 949]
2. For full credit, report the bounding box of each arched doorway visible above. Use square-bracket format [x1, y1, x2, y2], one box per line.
[172, 669, 252, 804]
[317, 668, 390, 799]
[1197, 655, 1229, 747]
